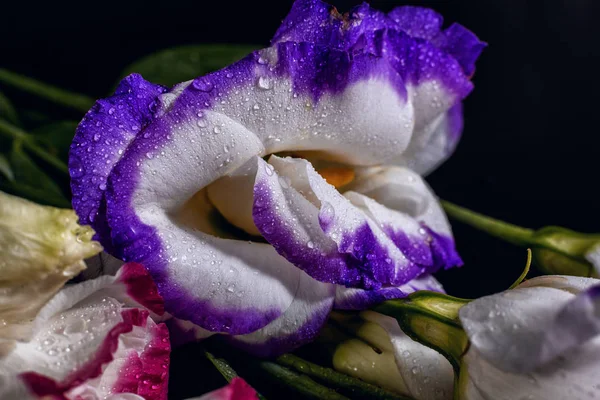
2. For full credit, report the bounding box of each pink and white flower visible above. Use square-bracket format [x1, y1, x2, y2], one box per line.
[0, 263, 170, 400]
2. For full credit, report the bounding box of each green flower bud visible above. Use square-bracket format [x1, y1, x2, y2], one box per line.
[531, 226, 600, 277]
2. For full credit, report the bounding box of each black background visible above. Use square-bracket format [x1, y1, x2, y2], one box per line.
[1, 0, 599, 297]
[1, 0, 599, 398]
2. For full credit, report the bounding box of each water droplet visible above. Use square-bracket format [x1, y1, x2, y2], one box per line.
[257, 76, 273, 90]
[265, 164, 274, 176]
[108, 107, 115, 115]
[307, 241, 315, 249]
[197, 119, 207, 128]
[411, 366, 419, 374]
[146, 152, 154, 159]
[213, 126, 222, 134]
[192, 78, 214, 92]
[253, 103, 261, 110]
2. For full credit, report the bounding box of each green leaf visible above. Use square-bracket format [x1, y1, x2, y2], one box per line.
[0, 90, 19, 125]
[9, 140, 67, 205]
[0, 119, 68, 174]
[120, 44, 259, 87]
[204, 350, 238, 383]
[0, 68, 94, 113]
[32, 121, 78, 162]
[0, 154, 14, 181]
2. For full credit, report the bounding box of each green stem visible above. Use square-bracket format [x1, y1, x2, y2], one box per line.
[0, 68, 94, 113]
[254, 360, 350, 400]
[276, 354, 410, 400]
[441, 200, 535, 247]
[0, 119, 68, 174]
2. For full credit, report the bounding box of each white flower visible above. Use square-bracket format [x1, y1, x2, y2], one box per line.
[459, 275, 600, 400]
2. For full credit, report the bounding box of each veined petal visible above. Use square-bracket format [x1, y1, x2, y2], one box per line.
[361, 311, 454, 400]
[459, 275, 600, 374]
[0, 263, 170, 400]
[253, 156, 424, 289]
[230, 271, 334, 357]
[334, 274, 445, 310]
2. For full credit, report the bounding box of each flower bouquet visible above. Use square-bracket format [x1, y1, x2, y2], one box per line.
[0, 1, 599, 399]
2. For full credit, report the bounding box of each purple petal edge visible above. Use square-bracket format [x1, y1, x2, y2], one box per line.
[69, 74, 167, 250]
[228, 302, 332, 357]
[253, 178, 424, 290]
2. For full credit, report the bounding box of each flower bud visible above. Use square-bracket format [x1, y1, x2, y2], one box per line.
[531, 226, 600, 277]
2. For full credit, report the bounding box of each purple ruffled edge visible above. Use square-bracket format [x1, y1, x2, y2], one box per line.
[272, 0, 485, 80]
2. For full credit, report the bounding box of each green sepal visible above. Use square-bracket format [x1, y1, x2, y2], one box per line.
[373, 292, 470, 373]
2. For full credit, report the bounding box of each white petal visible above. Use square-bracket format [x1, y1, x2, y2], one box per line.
[253, 156, 423, 289]
[461, 341, 600, 400]
[362, 311, 454, 400]
[459, 276, 600, 373]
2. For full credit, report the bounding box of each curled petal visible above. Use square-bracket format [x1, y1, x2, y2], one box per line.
[459, 275, 600, 374]
[394, 103, 464, 175]
[253, 156, 423, 289]
[347, 166, 462, 268]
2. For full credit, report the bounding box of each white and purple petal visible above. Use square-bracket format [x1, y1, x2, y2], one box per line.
[253, 156, 423, 289]
[229, 271, 334, 357]
[69, 75, 167, 250]
[347, 166, 462, 270]
[334, 274, 445, 310]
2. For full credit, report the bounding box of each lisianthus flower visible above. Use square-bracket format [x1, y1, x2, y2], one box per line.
[69, 0, 483, 355]
[0, 262, 170, 400]
[458, 275, 600, 399]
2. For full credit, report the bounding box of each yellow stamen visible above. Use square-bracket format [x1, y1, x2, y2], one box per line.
[317, 167, 355, 188]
